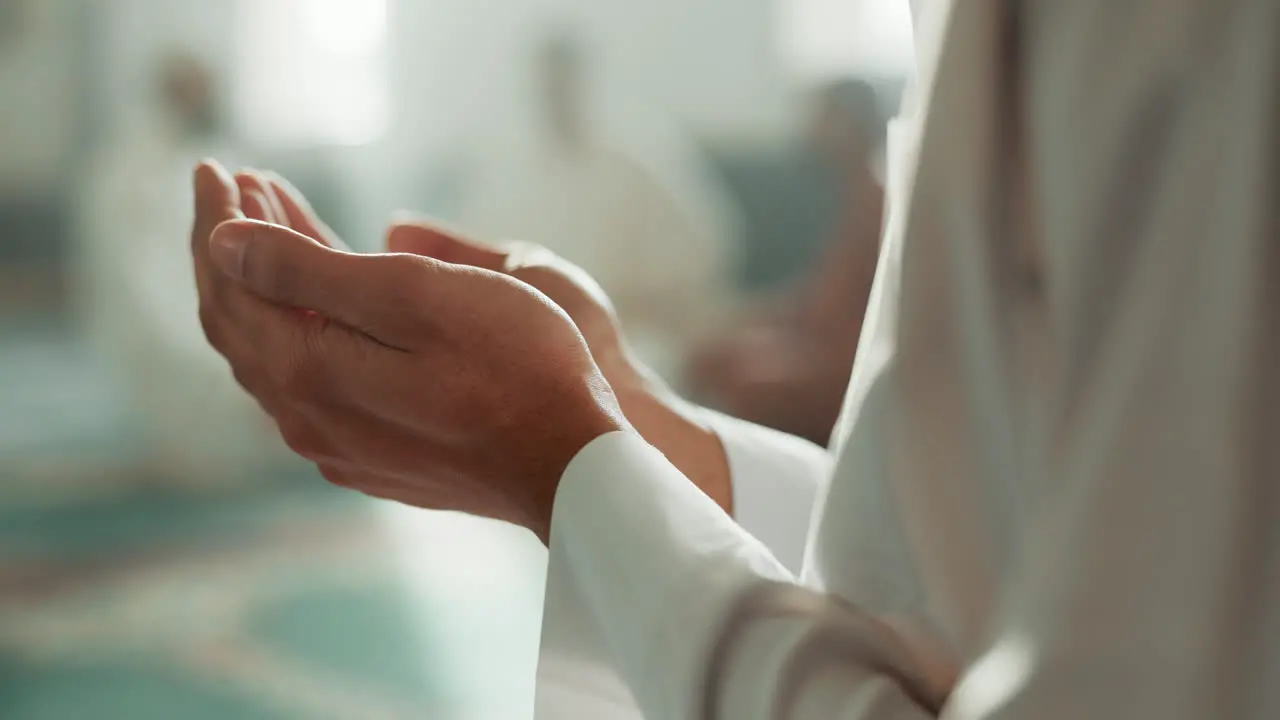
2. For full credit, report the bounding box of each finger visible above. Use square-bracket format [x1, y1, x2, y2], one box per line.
[200, 167, 295, 358]
[206, 211, 356, 370]
[248, 170, 289, 225]
[193, 164, 345, 422]
[222, 298, 413, 453]
[209, 219, 429, 349]
[193, 161, 242, 286]
[192, 160, 244, 343]
[241, 189, 273, 223]
[385, 218, 507, 271]
[266, 171, 348, 250]
[235, 171, 284, 224]
[504, 244, 619, 320]
[226, 297, 399, 439]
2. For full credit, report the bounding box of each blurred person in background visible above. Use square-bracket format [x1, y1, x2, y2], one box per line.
[74, 52, 279, 485]
[689, 79, 885, 444]
[455, 30, 738, 382]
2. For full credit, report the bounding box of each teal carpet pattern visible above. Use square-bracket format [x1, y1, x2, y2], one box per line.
[0, 324, 546, 719]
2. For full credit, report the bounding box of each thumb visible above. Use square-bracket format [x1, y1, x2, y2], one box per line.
[210, 219, 422, 345]
[386, 217, 508, 272]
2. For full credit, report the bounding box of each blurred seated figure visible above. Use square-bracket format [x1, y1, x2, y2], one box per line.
[688, 80, 885, 444]
[455, 31, 738, 382]
[74, 52, 279, 483]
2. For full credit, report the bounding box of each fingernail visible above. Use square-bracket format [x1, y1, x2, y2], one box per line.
[193, 161, 215, 192]
[196, 160, 242, 206]
[210, 224, 249, 280]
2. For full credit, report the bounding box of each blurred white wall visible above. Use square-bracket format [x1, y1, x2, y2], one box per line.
[575, 0, 794, 141]
[780, 0, 915, 80]
[390, 0, 792, 162]
[0, 0, 910, 246]
[0, 1, 79, 197]
[1, 0, 793, 244]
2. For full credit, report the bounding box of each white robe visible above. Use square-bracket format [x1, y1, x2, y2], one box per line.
[536, 0, 1280, 717]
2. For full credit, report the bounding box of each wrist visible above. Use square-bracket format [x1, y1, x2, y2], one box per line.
[521, 372, 630, 545]
[609, 361, 734, 515]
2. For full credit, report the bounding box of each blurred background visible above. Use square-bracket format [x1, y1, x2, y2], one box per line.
[0, 1, 913, 717]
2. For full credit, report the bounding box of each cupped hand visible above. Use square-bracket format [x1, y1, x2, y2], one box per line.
[191, 161, 627, 542]
[383, 219, 736, 513]
[384, 219, 633, 388]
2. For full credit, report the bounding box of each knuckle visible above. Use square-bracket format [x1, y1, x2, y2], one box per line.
[379, 255, 435, 324]
[384, 253, 430, 289]
[242, 240, 292, 300]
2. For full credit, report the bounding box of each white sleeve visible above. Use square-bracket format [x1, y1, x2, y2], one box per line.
[540, 432, 932, 720]
[534, 415, 831, 719]
[701, 410, 831, 573]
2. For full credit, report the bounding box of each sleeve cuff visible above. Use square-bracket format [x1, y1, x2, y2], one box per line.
[699, 410, 832, 573]
[547, 430, 791, 719]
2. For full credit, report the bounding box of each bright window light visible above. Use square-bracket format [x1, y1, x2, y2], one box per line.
[301, 0, 388, 56]
[780, 0, 915, 79]
[234, 0, 390, 146]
